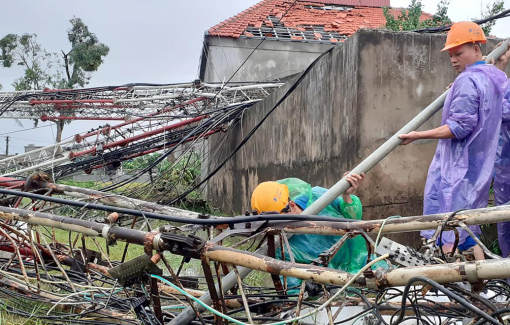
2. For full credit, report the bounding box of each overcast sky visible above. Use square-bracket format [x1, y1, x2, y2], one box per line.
[0, 0, 508, 154]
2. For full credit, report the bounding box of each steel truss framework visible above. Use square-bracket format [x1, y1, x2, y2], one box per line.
[0, 180, 508, 324]
[0, 82, 283, 179]
[0, 82, 283, 121]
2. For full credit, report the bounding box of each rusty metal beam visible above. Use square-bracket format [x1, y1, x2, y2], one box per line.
[204, 242, 510, 287]
[0, 207, 153, 248]
[270, 204, 510, 236]
[204, 244, 357, 286]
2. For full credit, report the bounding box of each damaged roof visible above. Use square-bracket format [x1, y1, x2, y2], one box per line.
[208, 0, 433, 43]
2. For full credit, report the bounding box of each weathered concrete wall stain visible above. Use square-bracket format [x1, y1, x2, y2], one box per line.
[201, 37, 334, 82]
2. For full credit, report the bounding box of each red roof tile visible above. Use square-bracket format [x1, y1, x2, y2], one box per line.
[208, 0, 434, 41]
[306, 0, 390, 6]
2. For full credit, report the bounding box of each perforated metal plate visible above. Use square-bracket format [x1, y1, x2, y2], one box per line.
[109, 254, 162, 286]
[376, 237, 432, 267]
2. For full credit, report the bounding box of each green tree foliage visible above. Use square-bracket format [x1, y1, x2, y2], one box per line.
[383, 0, 451, 31]
[420, 0, 452, 28]
[58, 17, 110, 89]
[383, 0, 505, 34]
[123, 153, 171, 172]
[0, 17, 109, 142]
[0, 33, 60, 90]
[476, 0, 505, 35]
[123, 152, 202, 195]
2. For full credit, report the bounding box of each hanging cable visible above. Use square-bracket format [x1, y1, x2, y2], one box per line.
[167, 46, 335, 205]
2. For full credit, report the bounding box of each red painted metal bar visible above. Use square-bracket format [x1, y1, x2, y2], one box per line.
[69, 115, 207, 159]
[54, 104, 125, 109]
[0, 244, 33, 257]
[89, 129, 221, 170]
[0, 177, 26, 189]
[30, 99, 114, 105]
[74, 97, 206, 143]
[41, 115, 126, 122]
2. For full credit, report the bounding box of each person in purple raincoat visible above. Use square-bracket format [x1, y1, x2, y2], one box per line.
[399, 22, 508, 259]
[492, 43, 510, 257]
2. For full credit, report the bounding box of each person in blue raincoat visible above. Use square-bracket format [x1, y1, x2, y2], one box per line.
[399, 22, 508, 259]
[491, 43, 510, 257]
[250, 172, 366, 289]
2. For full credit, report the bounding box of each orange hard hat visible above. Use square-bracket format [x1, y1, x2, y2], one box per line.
[251, 181, 289, 213]
[441, 21, 487, 52]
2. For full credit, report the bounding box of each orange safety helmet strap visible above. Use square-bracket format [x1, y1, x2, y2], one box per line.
[441, 21, 487, 52]
[251, 182, 290, 213]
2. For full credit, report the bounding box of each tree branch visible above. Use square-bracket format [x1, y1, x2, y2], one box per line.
[61, 50, 71, 82]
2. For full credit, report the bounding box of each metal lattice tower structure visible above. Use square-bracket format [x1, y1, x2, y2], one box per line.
[0, 82, 283, 121]
[0, 82, 283, 178]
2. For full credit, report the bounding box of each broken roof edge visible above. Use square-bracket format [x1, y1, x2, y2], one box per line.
[207, 1, 435, 40]
[207, 0, 271, 38]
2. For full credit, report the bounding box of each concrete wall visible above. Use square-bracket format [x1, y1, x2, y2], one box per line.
[205, 29, 510, 245]
[200, 36, 334, 82]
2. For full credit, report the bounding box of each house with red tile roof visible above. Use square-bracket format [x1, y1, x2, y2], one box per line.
[198, 0, 433, 82]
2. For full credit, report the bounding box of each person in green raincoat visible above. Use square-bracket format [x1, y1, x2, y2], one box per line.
[250, 172, 366, 289]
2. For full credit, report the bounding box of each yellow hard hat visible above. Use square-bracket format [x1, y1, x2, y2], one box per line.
[251, 181, 289, 213]
[441, 21, 487, 52]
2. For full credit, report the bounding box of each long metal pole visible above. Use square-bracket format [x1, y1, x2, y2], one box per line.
[172, 40, 510, 324]
[44, 181, 213, 219]
[3, 156, 69, 177]
[0, 138, 73, 164]
[273, 204, 510, 236]
[302, 39, 510, 216]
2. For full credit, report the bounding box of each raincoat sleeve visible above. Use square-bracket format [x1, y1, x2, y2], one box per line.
[445, 75, 480, 140]
[503, 82, 510, 122]
[333, 195, 362, 220]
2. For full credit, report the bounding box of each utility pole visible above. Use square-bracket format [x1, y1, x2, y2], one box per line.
[5, 136, 9, 156]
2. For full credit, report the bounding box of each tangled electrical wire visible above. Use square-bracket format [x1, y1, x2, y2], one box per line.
[413, 8, 510, 33]
[0, 182, 509, 325]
